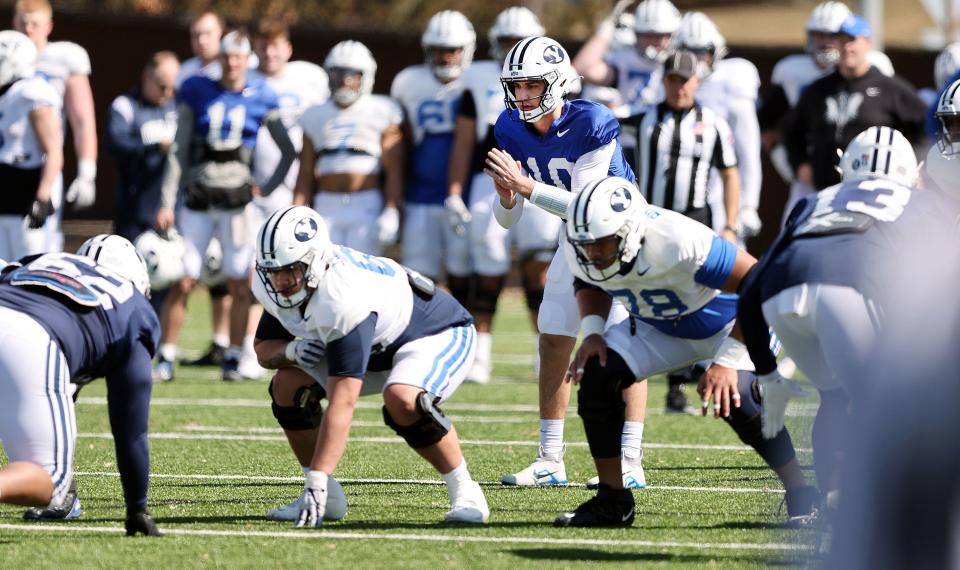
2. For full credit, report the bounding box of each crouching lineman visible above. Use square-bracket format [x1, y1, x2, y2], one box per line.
[0, 234, 161, 536]
[252, 206, 489, 526]
[554, 177, 815, 527]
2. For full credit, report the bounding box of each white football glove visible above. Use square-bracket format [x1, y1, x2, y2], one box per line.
[65, 159, 97, 209]
[285, 339, 326, 369]
[738, 208, 763, 238]
[443, 195, 472, 236]
[598, 0, 634, 36]
[295, 470, 328, 528]
[757, 370, 809, 439]
[376, 206, 400, 246]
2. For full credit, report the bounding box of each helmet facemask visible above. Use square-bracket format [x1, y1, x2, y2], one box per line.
[329, 67, 365, 106]
[426, 45, 467, 82]
[568, 219, 642, 282]
[257, 252, 320, 309]
[502, 73, 560, 123]
[938, 112, 960, 158]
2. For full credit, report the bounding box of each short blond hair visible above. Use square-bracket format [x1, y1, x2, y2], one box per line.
[14, 0, 52, 16]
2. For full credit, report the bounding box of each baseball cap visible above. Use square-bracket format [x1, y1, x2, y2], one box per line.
[663, 50, 700, 79]
[837, 14, 872, 38]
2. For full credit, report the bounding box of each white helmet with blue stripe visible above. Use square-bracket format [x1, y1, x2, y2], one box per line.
[840, 126, 918, 188]
[255, 206, 332, 308]
[77, 234, 151, 297]
[500, 36, 578, 123]
[488, 7, 545, 63]
[422, 10, 476, 82]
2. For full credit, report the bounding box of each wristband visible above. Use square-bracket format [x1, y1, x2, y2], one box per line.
[78, 159, 97, 181]
[714, 336, 748, 368]
[285, 340, 300, 362]
[306, 469, 328, 489]
[580, 314, 606, 338]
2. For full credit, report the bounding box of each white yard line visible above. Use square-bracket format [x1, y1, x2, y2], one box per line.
[0, 523, 811, 552]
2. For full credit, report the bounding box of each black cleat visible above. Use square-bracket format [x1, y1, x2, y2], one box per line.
[24, 483, 82, 520]
[784, 485, 821, 528]
[554, 484, 635, 527]
[181, 342, 226, 367]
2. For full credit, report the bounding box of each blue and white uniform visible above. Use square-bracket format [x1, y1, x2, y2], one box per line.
[391, 64, 470, 278]
[564, 207, 751, 378]
[493, 99, 635, 337]
[254, 246, 475, 399]
[603, 47, 664, 117]
[0, 252, 159, 510]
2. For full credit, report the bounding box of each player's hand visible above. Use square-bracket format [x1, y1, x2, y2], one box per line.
[295, 470, 328, 528]
[65, 160, 97, 208]
[697, 364, 740, 418]
[376, 206, 400, 246]
[567, 334, 607, 385]
[125, 508, 162, 536]
[599, 0, 634, 36]
[155, 207, 175, 232]
[485, 149, 533, 199]
[756, 370, 809, 439]
[738, 208, 762, 238]
[444, 195, 472, 236]
[27, 198, 54, 229]
[285, 339, 326, 369]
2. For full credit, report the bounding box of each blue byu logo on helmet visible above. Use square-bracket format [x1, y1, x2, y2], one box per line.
[295, 218, 319, 242]
[543, 44, 565, 64]
[610, 187, 632, 212]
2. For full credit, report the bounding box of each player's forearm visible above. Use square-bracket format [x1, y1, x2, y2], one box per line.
[254, 338, 296, 369]
[65, 76, 98, 161]
[381, 127, 405, 209]
[721, 167, 741, 231]
[572, 30, 613, 86]
[448, 118, 476, 197]
[575, 284, 613, 321]
[292, 139, 316, 206]
[32, 108, 64, 202]
[310, 376, 362, 474]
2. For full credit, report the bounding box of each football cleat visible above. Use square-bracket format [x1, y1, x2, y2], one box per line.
[266, 497, 302, 522]
[586, 450, 647, 490]
[444, 481, 490, 524]
[665, 384, 698, 415]
[267, 479, 348, 521]
[23, 485, 82, 521]
[238, 354, 267, 380]
[554, 484, 635, 527]
[222, 355, 243, 382]
[465, 357, 491, 384]
[181, 342, 226, 367]
[784, 485, 821, 528]
[501, 446, 567, 486]
[152, 356, 174, 383]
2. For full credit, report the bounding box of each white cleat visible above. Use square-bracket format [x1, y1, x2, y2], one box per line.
[238, 354, 267, 380]
[444, 481, 490, 524]
[465, 358, 491, 384]
[266, 478, 348, 521]
[501, 446, 567, 486]
[266, 496, 302, 521]
[585, 450, 647, 489]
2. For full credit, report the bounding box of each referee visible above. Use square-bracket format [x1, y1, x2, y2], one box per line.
[620, 49, 740, 243]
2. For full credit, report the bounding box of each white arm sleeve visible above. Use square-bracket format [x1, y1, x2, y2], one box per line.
[571, 140, 618, 193]
[726, 96, 763, 210]
[493, 193, 525, 228]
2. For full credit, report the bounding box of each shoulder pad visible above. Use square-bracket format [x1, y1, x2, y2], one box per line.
[715, 58, 760, 100]
[20, 76, 61, 107]
[771, 54, 815, 86]
[868, 50, 895, 77]
[46, 41, 92, 75]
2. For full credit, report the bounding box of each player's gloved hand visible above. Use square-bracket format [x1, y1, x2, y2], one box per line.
[27, 198, 54, 229]
[285, 339, 326, 369]
[65, 159, 97, 208]
[756, 370, 809, 439]
[598, 0, 634, 37]
[376, 206, 400, 246]
[125, 507, 162, 536]
[443, 195, 472, 236]
[295, 470, 328, 528]
[738, 208, 763, 238]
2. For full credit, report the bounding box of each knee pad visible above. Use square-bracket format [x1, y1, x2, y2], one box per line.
[470, 277, 503, 315]
[520, 252, 550, 312]
[269, 378, 326, 431]
[447, 275, 471, 307]
[382, 392, 451, 449]
[209, 282, 229, 299]
[724, 371, 796, 469]
[577, 350, 636, 458]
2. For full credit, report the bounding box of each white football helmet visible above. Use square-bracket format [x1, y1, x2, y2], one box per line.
[501, 36, 578, 123]
[255, 206, 332, 308]
[422, 10, 476, 82]
[324, 40, 377, 106]
[936, 79, 960, 157]
[134, 229, 185, 291]
[566, 177, 648, 282]
[839, 126, 918, 188]
[634, 0, 681, 63]
[488, 7, 545, 63]
[936, 43, 960, 91]
[199, 238, 225, 289]
[805, 1, 851, 67]
[0, 30, 36, 89]
[77, 234, 151, 297]
[673, 12, 727, 73]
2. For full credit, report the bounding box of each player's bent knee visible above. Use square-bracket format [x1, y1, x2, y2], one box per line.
[470, 277, 503, 315]
[269, 373, 325, 431]
[382, 391, 451, 449]
[577, 350, 636, 458]
[724, 371, 796, 469]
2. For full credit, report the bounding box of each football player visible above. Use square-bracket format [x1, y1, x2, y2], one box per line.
[483, 36, 646, 489]
[447, 6, 558, 384]
[550, 176, 813, 527]
[252, 206, 489, 526]
[175, 11, 259, 88]
[155, 30, 296, 382]
[0, 234, 161, 536]
[0, 30, 63, 262]
[293, 40, 404, 257]
[391, 10, 475, 299]
[13, 0, 99, 253]
[573, 0, 681, 118]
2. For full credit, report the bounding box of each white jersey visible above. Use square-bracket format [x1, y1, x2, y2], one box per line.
[771, 51, 895, 108]
[563, 207, 724, 321]
[299, 94, 403, 176]
[35, 41, 91, 100]
[0, 76, 62, 169]
[390, 64, 464, 145]
[251, 61, 330, 190]
[459, 60, 503, 141]
[252, 247, 413, 346]
[604, 47, 663, 115]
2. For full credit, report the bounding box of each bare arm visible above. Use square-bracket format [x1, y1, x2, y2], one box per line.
[30, 106, 64, 202]
[719, 166, 741, 243]
[572, 31, 616, 86]
[719, 247, 757, 294]
[448, 115, 476, 199]
[292, 136, 316, 206]
[380, 123, 404, 210]
[64, 74, 97, 162]
[254, 338, 297, 369]
[310, 375, 363, 474]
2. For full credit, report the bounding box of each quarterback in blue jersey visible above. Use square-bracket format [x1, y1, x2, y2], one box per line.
[155, 29, 296, 382]
[0, 235, 161, 536]
[482, 36, 642, 488]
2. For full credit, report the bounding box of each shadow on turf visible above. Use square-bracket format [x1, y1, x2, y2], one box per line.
[509, 548, 802, 565]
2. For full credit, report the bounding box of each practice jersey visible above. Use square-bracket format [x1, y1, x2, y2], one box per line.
[0, 76, 62, 169]
[604, 47, 663, 114]
[458, 60, 505, 175]
[299, 94, 403, 177]
[35, 41, 91, 101]
[494, 98, 636, 194]
[253, 245, 472, 376]
[565, 206, 739, 339]
[250, 61, 329, 190]
[391, 64, 464, 204]
[0, 252, 159, 381]
[178, 75, 280, 152]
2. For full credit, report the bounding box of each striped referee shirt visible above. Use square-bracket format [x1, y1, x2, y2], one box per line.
[622, 102, 737, 214]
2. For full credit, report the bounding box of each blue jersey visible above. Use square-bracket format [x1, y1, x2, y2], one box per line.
[177, 75, 279, 151]
[494, 99, 636, 193]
